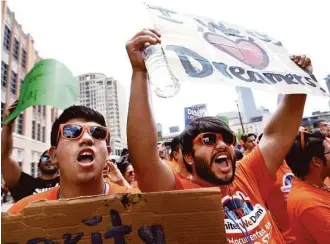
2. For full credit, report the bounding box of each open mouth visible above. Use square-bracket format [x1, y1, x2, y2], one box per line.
[77, 149, 95, 167]
[213, 152, 231, 173]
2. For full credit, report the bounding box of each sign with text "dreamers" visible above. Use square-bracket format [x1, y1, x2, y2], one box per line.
[145, 3, 328, 97]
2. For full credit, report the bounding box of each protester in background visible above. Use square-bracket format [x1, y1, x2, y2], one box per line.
[241, 133, 257, 156]
[1, 101, 59, 202]
[285, 130, 330, 243]
[8, 106, 137, 214]
[257, 133, 296, 243]
[125, 29, 309, 243]
[118, 154, 139, 189]
[103, 159, 134, 189]
[1, 179, 9, 203]
[158, 142, 166, 160]
[167, 136, 192, 179]
[313, 119, 328, 135]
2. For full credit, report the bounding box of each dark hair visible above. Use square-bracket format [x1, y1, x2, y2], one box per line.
[313, 119, 325, 129]
[257, 133, 263, 143]
[117, 162, 132, 176]
[285, 131, 326, 178]
[170, 136, 180, 159]
[121, 148, 128, 156]
[179, 117, 234, 173]
[38, 150, 49, 167]
[241, 133, 257, 143]
[50, 105, 107, 146]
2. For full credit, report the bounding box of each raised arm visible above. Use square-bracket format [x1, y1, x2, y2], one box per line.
[126, 29, 175, 192]
[1, 101, 22, 188]
[259, 55, 310, 176]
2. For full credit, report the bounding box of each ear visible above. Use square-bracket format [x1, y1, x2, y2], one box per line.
[311, 157, 323, 169]
[107, 146, 111, 154]
[183, 153, 194, 166]
[173, 151, 179, 160]
[48, 146, 59, 167]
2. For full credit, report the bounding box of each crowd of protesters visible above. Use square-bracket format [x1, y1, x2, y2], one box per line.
[1, 28, 329, 244]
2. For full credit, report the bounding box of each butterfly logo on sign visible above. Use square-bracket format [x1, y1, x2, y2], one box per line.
[203, 33, 270, 69]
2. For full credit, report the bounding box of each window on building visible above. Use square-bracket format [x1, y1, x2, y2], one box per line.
[31, 162, 36, 177]
[3, 25, 11, 51]
[18, 161, 22, 168]
[1, 61, 8, 88]
[42, 106, 46, 116]
[13, 38, 19, 60]
[42, 126, 45, 143]
[37, 123, 41, 141]
[21, 48, 27, 69]
[38, 105, 41, 113]
[11, 71, 17, 95]
[17, 113, 23, 135]
[32, 120, 36, 139]
[20, 79, 24, 91]
[1, 102, 5, 123]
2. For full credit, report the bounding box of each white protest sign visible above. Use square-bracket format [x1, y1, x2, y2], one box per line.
[145, 3, 328, 97]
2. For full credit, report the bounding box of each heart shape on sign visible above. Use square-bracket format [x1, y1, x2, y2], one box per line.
[204, 32, 269, 69]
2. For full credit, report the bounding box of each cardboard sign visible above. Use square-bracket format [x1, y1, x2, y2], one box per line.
[145, 4, 328, 97]
[1, 189, 226, 243]
[184, 104, 208, 126]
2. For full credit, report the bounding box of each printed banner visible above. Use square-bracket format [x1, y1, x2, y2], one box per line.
[184, 104, 208, 126]
[3, 59, 78, 124]
[145, 3, 328, 97]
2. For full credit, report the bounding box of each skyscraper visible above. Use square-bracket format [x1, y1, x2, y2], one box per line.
[235, 86, 260, 122]
[1, 1, 59, 176]
[77, 73, 127, 155]
[325, 74, 330, 93]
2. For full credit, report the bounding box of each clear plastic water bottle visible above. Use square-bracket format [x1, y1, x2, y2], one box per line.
[143, 44, 180, 98]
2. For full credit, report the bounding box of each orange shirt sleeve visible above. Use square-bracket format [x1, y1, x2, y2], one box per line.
[299, 206, 330, 243]
[237, 146, 276, 201]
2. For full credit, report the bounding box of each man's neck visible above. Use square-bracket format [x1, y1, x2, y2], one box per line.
[59, 177, 105, 199]
[39, 173, 58, 180]
[303, 173, 325, 187]
[177, 161, 191, 179]
[191, 174, 218, 188]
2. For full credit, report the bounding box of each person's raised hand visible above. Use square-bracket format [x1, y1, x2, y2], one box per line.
[4, 100, 19, 126]
[125, 28, 161, 73]
[290, 55, 313, 73]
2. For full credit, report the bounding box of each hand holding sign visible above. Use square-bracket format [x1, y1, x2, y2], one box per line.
[3, 59, 78, 124]
[290, 55, 312, 73]
[3, 100, 19, 126]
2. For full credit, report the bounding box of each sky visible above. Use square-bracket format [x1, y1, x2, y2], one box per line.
[6, 0, 330, 134]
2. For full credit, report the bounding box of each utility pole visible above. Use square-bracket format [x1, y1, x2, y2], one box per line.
[236, 101, 245, 134]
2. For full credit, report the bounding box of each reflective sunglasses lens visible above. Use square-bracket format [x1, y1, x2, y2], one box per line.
[63, 125, 83, 139]
[90, 126, 107, 140]
[41, 156, 50, 163]
[202, 133, 217, 145]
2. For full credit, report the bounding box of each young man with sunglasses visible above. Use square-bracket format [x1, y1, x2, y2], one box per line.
[126, 29, 309, 243]
[285, 130, 330, 243]
[8, 105, 137, 214]
[1, 101, 59, 202]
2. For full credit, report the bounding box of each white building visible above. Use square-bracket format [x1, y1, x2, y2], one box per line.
[1, 2, 60, 177]
[77, 73, 127, 155]
[217, 108, 272, 137]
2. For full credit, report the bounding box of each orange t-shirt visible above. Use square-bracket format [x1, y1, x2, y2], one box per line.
[8, 182, 139, 215]
[324, 177, 330, 187]
[175, 146, 285, 244]
[287, 178, 330, 244]
[266, 162, 295, 243]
